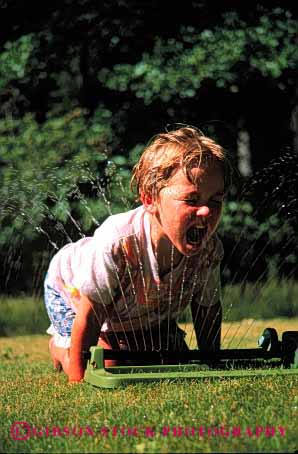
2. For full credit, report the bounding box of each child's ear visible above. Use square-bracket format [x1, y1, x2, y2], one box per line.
[141, 192, 157, 214]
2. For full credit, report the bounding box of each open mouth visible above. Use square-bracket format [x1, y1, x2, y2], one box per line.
[186, 225, 208, 246]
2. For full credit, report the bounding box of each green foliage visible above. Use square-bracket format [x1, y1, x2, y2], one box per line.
[220, 199, 296, 245]
[247, 11, 297, 78]
[98, 9, 297, 104]
[0, 108, 117, 244]
[219, 200, 297, 279]
[1, 5, 295, 118]
[220, 200, 258, 240]
[0, 34, 37, 90]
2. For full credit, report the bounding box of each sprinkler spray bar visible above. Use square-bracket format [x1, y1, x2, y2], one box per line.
[84, 329, 298, 388]
[84, 347, 282, 363]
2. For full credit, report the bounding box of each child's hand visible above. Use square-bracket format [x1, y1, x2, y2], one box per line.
[67, 347, 85, 383]
[68, 295, 103, 384]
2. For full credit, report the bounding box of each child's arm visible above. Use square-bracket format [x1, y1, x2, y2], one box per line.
[191, 300, 222, 352]
[68, 295, 105, 382]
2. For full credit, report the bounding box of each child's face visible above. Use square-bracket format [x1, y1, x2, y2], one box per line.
[150, 162, 225, 258]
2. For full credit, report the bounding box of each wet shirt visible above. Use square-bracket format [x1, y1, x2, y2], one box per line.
[47, 206, 224, 332]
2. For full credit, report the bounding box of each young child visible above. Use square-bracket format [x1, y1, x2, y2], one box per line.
[44, 126, 230, 382]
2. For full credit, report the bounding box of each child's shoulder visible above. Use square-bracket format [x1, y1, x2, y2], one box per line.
[93, 205, 146, 270]
[94, 205, 145, 246]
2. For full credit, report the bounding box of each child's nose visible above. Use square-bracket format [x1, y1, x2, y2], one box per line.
[196, 205, 210, 217]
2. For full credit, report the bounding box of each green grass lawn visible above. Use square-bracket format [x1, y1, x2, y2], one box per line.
[1, 319, 298, 453]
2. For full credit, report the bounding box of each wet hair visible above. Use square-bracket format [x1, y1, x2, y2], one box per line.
[130, 126, 232, 200]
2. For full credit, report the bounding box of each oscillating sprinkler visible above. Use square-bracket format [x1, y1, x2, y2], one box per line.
[84, 328, 298, 388]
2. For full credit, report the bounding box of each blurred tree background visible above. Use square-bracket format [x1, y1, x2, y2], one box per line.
[0, 0, 297, 296]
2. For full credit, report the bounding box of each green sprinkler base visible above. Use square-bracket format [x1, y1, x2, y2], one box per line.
[84, 344, 298, 389]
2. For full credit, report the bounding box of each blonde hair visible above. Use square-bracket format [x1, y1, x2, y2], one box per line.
[131, 126, 231, 200]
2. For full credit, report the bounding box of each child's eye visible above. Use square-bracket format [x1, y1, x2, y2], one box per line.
[208, 199, 224, 208]
[183, 198, 223, 207]
[183, 199, 199, 206]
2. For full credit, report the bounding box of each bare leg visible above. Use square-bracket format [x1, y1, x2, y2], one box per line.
[97, 337, 119, 367]
[49, 337, 70, 374]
